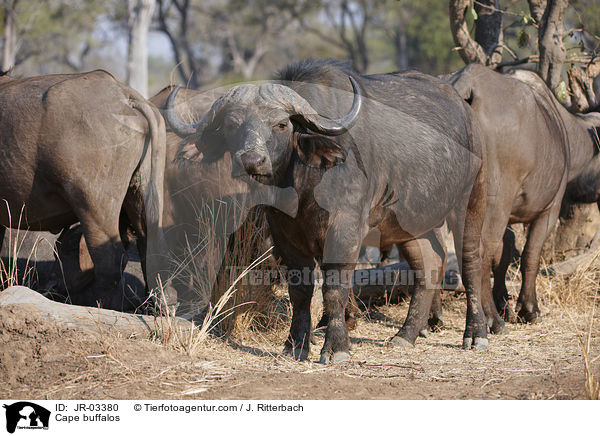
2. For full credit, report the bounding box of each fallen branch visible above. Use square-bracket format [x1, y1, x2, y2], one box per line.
[544, 231, 600, 276]
[0, 286, 192, 338]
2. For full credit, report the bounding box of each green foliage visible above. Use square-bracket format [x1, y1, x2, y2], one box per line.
[2, 0, 598, 88]
[469, 0, 478, 21]
[404, 0, 463, 74]
[517, 28, 530, 48]
[0, 0, 115, 73]
[556, 80, 569, 104]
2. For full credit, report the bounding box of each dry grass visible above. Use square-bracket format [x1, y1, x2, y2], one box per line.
[209, 208, 283, 335]
[152, 217, 600, 398]
[580, 309, 600, 399]
[543, 264, 600, 400]
[0, 203, 55, 289]
[166, 194, 282, 335]
[507, 225, 600, 399]
[2, 204, 597, 399]
[152, 247, 275, 357]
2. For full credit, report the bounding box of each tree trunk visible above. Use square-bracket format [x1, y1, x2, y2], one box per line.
[567, 61, 600, 113]
[227, 32, 266, 80]
[355, 35, 369, 73]
[394, 26, 408, 71]
[2, 0, 18, 72]
[474, 0, 503, 65]
[127, 0, 156, 98]
[535, 0, 568, 93]
[551, 201, 600, 261]
[449, 0, 503, 66]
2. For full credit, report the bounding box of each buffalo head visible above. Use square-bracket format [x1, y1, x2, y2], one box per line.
[164, 77, 362, 183]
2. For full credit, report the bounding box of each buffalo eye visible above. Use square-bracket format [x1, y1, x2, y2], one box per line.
[274, 121, 288, 132]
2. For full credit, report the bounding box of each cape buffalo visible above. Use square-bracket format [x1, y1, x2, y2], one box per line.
[151, 86, 302, 317]
[0, 70, 168, 309]
[153, 85, 365, 326]
[448, 64, 600, 328]
[510, 71, 600, 210]
[165, 58, 488, 363]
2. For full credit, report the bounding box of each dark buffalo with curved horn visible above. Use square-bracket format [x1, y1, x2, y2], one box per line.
[165, 58, 488, 363]
[447, 64, 600, 329]
[0, 70, 170, 309]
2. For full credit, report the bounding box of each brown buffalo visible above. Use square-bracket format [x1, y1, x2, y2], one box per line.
[0, 70, 168, 309]
[153, 86, 364, 327]
[448, 64, 600, 330]
[165, 58, 489, 363]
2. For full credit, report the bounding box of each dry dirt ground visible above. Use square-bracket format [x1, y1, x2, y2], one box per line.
[1, 285, 597, 400]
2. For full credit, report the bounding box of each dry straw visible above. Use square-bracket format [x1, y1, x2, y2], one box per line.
[152, 247, 273, 356]
[0, 201, 55, 289]
[536, 242, 600, 400]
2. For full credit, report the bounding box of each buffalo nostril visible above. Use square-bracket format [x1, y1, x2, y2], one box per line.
[240, 151, 267, 173]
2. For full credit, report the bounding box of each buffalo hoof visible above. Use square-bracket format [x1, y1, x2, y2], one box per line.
[310, 331, 354, 352]
[319, 350, 350, 365]
[462, 336, 488, 351]
[489, 318, 508, 335]
[283, 344, 309, 361]
[517, 309, 541, 324]
[418, 329, 429, 338]
[391, 335, 414, 348]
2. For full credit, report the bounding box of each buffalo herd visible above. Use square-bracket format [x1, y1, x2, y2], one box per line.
[1, 58, 599, 363]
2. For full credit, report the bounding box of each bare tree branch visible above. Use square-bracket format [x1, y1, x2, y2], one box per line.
[527, 0, 546, 25]
[155, 0, 201, 88]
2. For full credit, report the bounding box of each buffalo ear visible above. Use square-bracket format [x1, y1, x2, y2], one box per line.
[173, 128, 225, 165]
[175, 141, 202, 161]
[295, 133, 346, 168]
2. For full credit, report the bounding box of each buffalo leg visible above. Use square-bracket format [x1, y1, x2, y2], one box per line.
[481, 238, 508, 334]
[515, 205, 560, 323]
[267, 218, 317, 361]
[493, 228, 517, 322]
[392, 230, 443, 346]
[429, 289, 444, 332]
[478, 192, 513, 334]
[449, 169, 488, 349]
[75, 211, 128, 310]
[314, 289, 359, 334]
[318, 214, 365, 364]
[428, 226, 446, 332]
[122, 177, 177, 308]
[283, 260, 316, 361]
[319, 263, 354, 364]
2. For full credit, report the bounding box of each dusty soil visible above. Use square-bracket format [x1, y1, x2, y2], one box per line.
[0, 289, 596, 400]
